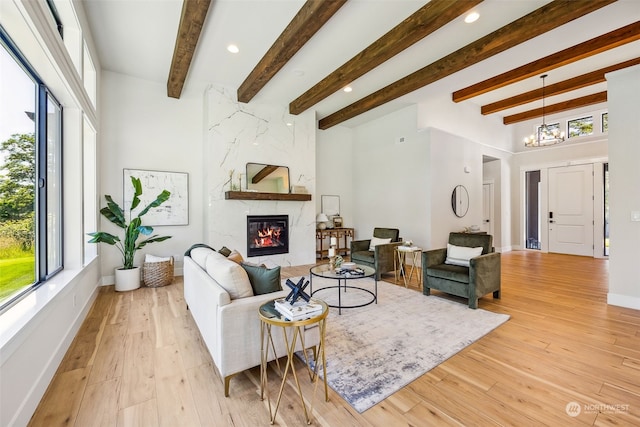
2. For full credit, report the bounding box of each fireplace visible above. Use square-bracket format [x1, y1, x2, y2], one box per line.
[247, 215, 289, 257]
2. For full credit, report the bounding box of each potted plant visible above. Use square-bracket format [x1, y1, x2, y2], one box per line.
[88, 176, 172, 291]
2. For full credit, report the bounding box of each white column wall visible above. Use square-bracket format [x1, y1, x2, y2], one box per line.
[606, 64, 640, 309]
[204, 86, 317, 266]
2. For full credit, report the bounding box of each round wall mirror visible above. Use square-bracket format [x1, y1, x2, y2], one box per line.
[451, 185, 469, 218]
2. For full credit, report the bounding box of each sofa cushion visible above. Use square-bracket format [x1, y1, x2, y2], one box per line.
[445, 243, 483, 267]
[369, 237, 391, 251]
[205, 251, 253, 299]
[190, 247, 217, 269]
[241, 263, 282, 295]
[351, 250, 374, 264]
[427, 263, 470, 283]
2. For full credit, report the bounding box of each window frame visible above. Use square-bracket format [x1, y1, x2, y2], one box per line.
[0, 27, 64, 310]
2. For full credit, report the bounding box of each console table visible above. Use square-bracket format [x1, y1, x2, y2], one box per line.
[316, 228, 354, 260]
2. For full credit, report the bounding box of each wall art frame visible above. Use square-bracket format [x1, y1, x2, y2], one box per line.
[124, 168, 189, 226]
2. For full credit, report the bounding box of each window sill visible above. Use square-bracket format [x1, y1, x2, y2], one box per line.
[0, 256, 98, 362]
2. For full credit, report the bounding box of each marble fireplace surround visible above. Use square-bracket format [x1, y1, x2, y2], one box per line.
[205, 85, 317, 267]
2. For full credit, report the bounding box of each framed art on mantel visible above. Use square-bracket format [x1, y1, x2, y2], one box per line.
[124, 169, 189, 226]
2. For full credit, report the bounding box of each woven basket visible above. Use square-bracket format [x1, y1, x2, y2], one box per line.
[143, 257, 174, 287]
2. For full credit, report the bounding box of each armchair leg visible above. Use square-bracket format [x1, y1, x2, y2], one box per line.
[468, 298, 478, 309]
[493, 290, 501, 299]
[423, 287, 431, 296]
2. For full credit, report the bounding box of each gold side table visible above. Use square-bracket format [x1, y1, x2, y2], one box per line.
[394, 246, 423, 288]
[258, 299, 329, 425]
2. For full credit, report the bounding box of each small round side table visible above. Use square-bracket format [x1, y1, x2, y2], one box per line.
[258, 299, 329, 425]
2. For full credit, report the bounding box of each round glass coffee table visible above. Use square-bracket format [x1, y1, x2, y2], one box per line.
[309, 264, 377, 315]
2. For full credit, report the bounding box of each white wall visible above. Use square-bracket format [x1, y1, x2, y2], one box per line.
[204, 85, 317, 267]
[99, 71, 205, 281]
[606, 64, 640, 309]
[346, 102, 513, 252]
[351, 105, 430, 248]
[316, 126, 354, 227]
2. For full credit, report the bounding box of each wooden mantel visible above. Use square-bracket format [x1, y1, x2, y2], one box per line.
[225, 191, 311, 201]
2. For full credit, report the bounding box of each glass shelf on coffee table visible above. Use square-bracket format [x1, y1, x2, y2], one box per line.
[309, 264, 377, 315]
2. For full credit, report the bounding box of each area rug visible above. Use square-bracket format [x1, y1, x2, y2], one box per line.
[292, 275, 510, 413]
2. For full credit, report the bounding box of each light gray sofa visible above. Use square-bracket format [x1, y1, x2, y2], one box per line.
[183, 245, 319, 396]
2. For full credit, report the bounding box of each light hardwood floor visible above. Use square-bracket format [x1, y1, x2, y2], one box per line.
[29, 251, 640, 426]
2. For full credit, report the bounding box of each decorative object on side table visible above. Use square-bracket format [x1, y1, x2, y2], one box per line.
[316, 212, 329, 230]
[87, 176, 172, 291]
[284, 277, 311, 304]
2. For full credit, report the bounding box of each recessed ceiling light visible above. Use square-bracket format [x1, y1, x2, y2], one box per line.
[343, 86, 353, 93]
[227, 44, 239, 53]
[464, 12, 479, 23]
[292, 69, 305, 77]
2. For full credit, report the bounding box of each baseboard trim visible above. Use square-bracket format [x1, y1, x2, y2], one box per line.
[607, 293, 640, 310]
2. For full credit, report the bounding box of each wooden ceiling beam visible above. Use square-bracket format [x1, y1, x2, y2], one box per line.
[318, 0, 614, 130]
[251, 165, 279, 184]
[482, 57, 640, 115]
[289, 0, 484, 115]
[454, 20, 640, 103]
[167, 0, 212, 99]
[503, 92, 607, 125]
[237, 0, 347, 103]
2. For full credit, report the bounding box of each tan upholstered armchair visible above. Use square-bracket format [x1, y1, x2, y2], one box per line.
[350, 228, 402, 280]
[422, 232, 501, 309]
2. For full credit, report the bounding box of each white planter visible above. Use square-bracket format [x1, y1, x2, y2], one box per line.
[115, 267, 141, 292]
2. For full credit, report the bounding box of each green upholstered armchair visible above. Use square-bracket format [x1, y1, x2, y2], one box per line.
[350, 228, 402, 280]
[422, 232, 501, 309]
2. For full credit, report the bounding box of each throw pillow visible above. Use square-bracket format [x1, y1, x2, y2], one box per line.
[445, 243, 483, 267]
[227, 249, 244, 264]
[145, 254, 171, 263]
[241, 263, 282, 295]
[205, 252, 253, 299]
[369, 237, 392, 251]
[218, 246, 232, 257]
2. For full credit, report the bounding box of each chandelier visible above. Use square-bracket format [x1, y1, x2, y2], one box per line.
[524, 74, 565, 147]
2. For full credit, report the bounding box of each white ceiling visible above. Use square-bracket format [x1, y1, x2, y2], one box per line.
[81, 0, 640, 128]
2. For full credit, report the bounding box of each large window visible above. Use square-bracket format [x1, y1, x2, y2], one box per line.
[0, 30, 63, 309]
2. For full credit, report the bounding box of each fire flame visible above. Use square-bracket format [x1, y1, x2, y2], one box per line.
[254, 227, 281, 248]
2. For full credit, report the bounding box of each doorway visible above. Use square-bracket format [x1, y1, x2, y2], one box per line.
[482, 182, 494, 236]
[548, 164, 594, 256]
[525, 170, 541, 250]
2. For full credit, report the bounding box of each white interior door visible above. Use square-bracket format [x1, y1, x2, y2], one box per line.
[548, 164, 594, 256]
[482, 183, 494, 236]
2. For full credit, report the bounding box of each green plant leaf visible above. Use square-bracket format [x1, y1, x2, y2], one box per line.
[87, 232, 120, 245]
[137, 190, 171, 218]
[130, 176, 142, 211]
[136, 235, 172, 250]
[101, 195, 126, 228]
[138, 225, 153, 236]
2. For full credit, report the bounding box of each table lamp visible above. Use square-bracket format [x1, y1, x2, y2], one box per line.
[316, 213, 329, 229]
